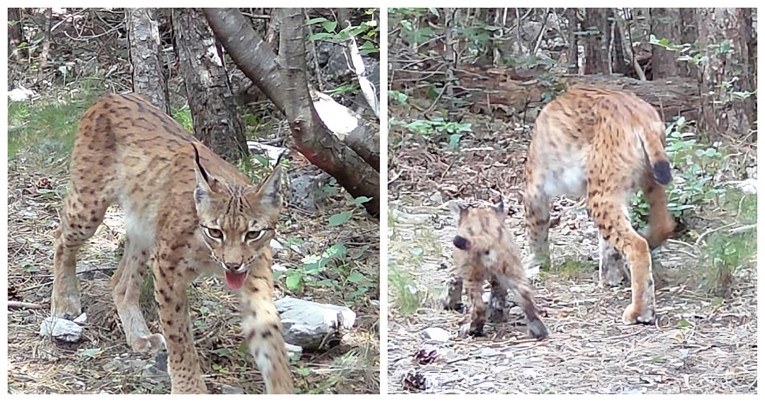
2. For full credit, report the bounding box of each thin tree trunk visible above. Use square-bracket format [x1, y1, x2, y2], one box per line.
[650, 8, 681, 78]
[126, 8, 169, 113]
[583, 8, 611, 74]
[8, 8, 26, 62]
[172, 8, 248, 163]
[566, 8, 579, 74]
[679, 8, 698, 78]
[204, 8, 380, 216]
[38, 8, 52, 83]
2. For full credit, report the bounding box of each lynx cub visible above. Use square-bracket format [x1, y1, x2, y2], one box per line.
[524, 86, 675, 325]
[443, 199, 549, 340]
[49, 93, 293, 393]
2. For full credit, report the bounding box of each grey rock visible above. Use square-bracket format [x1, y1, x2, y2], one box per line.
[39, 317, 82, 342]
[220, 384, 245, 394]
[274, 297, 355, 350]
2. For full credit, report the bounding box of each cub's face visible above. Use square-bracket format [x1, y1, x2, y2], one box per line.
[450, 199, 507, 254]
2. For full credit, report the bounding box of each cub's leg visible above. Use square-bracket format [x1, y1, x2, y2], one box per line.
[640, 169, 675, 249]
[111, 236, 164, 354]
[524, 178, 552, 270]
[152, 252, 206, 393]
[460, 275, 488, 337]
[497, 272, 549, 340]
[588, 195, 655, 325]
[240, 254, 294, 394]
[487, 274, 508, 323]
[440, 272, 464, 312]
[51, 185, 111, 319]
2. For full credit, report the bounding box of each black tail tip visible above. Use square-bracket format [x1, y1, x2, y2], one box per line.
[653, 160, 671, 185]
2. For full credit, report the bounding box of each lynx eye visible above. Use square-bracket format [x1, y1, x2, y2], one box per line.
[203, 227, 223, 240]
[245, 230, 266, 241]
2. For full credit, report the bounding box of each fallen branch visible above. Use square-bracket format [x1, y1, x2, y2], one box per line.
[8, 301, 43, 309]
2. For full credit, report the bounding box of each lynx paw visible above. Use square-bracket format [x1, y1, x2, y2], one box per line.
[622, 303, 655, 325]
[131, 333, 166, 354]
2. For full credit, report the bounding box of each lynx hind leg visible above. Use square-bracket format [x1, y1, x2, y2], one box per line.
[524, 181, 552, 270]
[589, 196, 656, 325]
[51, 188, 110, 320]
[598, 233, 630, 288]
[459, 278, 487, 337]
[488, 274, 508, 323]
[111, 237, 165, 354]
[440, 273, 464, 312]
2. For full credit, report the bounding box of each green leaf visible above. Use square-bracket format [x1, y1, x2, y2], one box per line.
[80, 348, 102, 358]
[352, 196, 372, 205]
[448, 133, 462, 150]
[306, 17, 328, 25]
[348, 271, 367, 283]
[328, 211, 352, 226]
[286, 274, 302, 290]
[322, 20, 338, 33]
[296, 366, 311, 377]
[238, 340, 249, 354]
[325, 243, 347, 259]
[309, 32, 335, 42]
[677, 318, 690, 328]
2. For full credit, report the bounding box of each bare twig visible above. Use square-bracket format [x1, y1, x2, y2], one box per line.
[8, 301, 43, 309]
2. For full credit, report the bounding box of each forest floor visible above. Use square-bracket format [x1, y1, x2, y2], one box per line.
[386, 103, 757, 394]
[7, 86, 380, 394]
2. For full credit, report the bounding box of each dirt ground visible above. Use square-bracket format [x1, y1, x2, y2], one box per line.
[6, 116, 380, 395]
[386, 110, 757, 394]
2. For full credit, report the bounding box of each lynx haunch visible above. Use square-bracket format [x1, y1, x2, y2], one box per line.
[524, 85, 675, 325]
[49, 93, 293, 393]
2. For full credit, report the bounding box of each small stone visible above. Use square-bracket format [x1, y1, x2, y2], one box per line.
[220, 385, 245, 394]
[422, 327, 450, 343]
[272, 263, 288, 272]
[570, 286, 584, 292]
[285, 343, 303, 360]
[39, 317, 82, 342]
[73, 313, 88, 324]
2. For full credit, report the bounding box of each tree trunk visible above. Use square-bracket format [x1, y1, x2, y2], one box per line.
[696, 8, 753, 137]
[126, 8, 169, 113]
[172, 8, 248, 163]
[204, 8, 380, 217]
[566, 8, 579, 74]
[38, 8, 52, 83]
[650, 8, 681, 78]
[583, 8, 611, 74]
[678, 8, 698, 78]
[610, 9, 628, 75]
[8, 8, 26, 62]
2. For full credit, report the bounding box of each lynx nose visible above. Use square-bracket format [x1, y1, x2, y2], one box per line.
[225, 262, 243, 272]
[453, 236, 469, 250]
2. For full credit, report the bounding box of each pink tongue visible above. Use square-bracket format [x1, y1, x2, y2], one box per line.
[225, 271, 247, 290]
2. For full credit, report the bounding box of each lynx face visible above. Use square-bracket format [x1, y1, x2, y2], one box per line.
[192, 145, 283, 290]
[451, 200, 507, 254]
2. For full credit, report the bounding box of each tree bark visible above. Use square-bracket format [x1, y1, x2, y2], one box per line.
[583, 8, 610, 74]
[678, 8, 698, 78]
[126, 8, 169, 113]
[204, 8, 380, 217]
[566, 8, 579, 74]
[172, 8, 248, 163]
[8, 8, 26, 62]
[650, 8, 681, 79]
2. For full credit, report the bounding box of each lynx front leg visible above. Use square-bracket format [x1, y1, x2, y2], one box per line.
[240, 258, 293, 394]
[488, 275, 508, 323]
[440, 272, 464, 312]
[152, 259, 207, 394]
[523, 182, 552, 270]
[460, 278, 488, 337]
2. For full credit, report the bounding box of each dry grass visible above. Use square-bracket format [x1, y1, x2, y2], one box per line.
[6, 94, 380, 394]
[386, 106, 757, 394]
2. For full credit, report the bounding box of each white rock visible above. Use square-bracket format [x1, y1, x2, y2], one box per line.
[285, 343, 303, 360]
[274, 297, 356, 350]
[422, 327, 450, 343]
[73, 313, 88, 324]
[480, 347, 501, 358]
[39, 317, 82, 342]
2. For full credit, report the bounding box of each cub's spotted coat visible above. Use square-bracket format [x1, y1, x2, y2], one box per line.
[50, 93, 293, 393]
[524, 86, 675, 325]
[443, 199, 549, 340]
